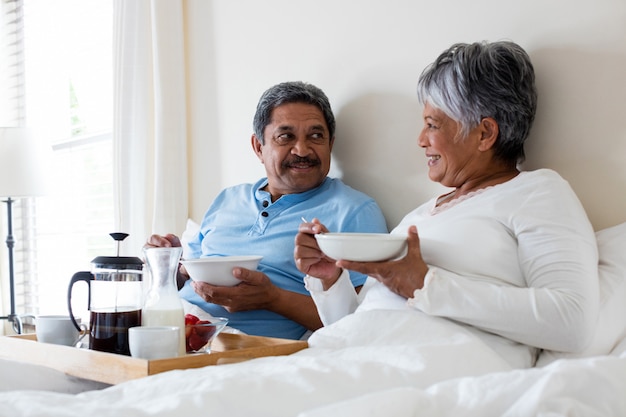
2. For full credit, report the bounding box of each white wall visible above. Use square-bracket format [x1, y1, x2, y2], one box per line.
[186, 0, 626, 232]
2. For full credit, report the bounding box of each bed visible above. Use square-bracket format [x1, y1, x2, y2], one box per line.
[0, 222, 625, 416]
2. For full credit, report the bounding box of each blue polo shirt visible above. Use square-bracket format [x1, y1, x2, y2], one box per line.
[179, 177, 388, 339]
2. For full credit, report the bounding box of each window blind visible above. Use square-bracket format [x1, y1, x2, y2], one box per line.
[0, 0, 37, 333]
[0, 0, 25, 126]
[1, 1, 115, 333]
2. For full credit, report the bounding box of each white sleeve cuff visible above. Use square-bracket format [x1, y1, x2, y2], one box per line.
[304, 269, 359, 326]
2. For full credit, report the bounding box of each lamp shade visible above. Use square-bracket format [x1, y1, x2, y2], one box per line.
[0, 127, 47, 198]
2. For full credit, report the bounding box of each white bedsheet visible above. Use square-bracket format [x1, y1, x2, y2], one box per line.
[303, 352, 626, 416]
[1, 309, 625, 416]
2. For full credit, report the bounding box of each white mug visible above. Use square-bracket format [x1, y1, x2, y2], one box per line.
[128, 326, 180, 360]
[36, 315, 87, 346]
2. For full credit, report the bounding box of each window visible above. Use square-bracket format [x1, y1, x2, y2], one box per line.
[0, 0, 115, 327]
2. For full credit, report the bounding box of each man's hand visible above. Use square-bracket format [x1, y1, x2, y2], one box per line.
[145, 233, 182, 249]
[144, 233, 188, 288]
[191, 267, 278, 312]
[191, 267, 323, 331]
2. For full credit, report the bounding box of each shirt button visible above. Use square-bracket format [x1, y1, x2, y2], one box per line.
[261, 212, 268, 217]
[262, 201, 269, 208]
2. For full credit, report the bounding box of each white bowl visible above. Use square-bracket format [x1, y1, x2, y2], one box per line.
[181, 255, 263, 286]
[315, 233, 407, 262]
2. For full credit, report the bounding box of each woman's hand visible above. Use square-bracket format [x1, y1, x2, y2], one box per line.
[294, 218, 343, 289]
[336, 225, 428, 299]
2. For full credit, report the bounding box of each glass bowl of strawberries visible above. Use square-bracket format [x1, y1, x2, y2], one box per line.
[185, 314, 229, 354]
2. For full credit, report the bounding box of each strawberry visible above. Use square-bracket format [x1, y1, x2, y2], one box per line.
[185, 314, 200, 325]
[194, 321, 216, 338]
[185, 315, 201, 345]
[185, 320, 218, 352]
[187, 332, 208, 351]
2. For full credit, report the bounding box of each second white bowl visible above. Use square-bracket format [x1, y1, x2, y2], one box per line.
[315, 233, 407, 262]
[181, 255, 263, 286]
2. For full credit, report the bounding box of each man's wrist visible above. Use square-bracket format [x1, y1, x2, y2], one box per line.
[177, 263, 189, 289]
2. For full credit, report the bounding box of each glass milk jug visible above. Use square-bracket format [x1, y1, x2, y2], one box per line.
[142, 247, 186, 356]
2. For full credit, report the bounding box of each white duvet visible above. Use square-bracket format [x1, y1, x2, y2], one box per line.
[1, 309, 625, 417]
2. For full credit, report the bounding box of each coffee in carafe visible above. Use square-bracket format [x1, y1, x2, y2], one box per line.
[89, 309, 142, 353]
[67, 233, 144, 355]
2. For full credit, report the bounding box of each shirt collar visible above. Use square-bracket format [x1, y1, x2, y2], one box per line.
[253, 177, 330, 204]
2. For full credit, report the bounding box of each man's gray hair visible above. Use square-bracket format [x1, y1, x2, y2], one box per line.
[253, 81, 336, 144]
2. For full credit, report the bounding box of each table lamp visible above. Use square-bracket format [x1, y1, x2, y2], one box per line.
[0, 127, 47, 334]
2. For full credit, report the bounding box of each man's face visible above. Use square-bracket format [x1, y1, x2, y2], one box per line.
[252, 102, 334, 200]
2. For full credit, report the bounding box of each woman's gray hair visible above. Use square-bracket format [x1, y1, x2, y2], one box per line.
[253, 81, 336, 145]
[417, 41, 537, 164]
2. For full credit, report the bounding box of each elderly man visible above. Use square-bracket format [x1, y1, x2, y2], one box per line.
[146, 81, 387, 339]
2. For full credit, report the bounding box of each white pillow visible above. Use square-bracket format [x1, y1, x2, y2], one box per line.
[537, 222, 626, 366]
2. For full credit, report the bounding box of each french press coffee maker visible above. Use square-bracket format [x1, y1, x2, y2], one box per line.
[67, 233, 144, 356]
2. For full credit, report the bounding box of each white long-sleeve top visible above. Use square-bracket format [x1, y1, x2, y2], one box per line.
[306, 169, 599, 367]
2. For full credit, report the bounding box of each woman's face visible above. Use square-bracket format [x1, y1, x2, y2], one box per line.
[418, 102, 482, 188]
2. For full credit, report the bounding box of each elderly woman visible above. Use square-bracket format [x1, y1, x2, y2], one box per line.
[295, 41, 600, 368]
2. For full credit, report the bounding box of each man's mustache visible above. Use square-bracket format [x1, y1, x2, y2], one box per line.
[283, 156, 321, 168]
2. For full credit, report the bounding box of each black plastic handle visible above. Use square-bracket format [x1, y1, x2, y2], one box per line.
[67, 271, 93, 332]
[109, 232, 129, 242]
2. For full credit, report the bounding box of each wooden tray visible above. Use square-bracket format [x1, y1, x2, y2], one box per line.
[0, 332, 308, 385]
